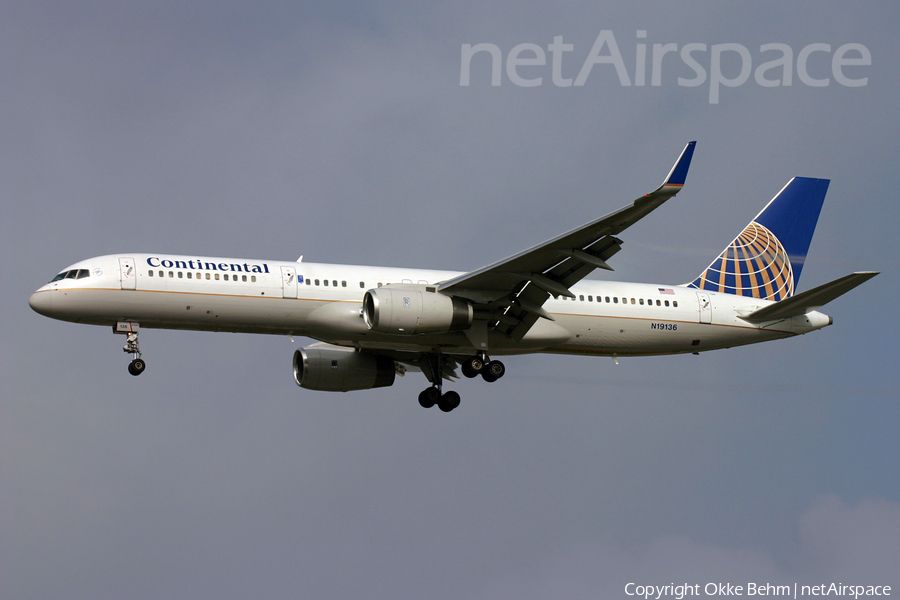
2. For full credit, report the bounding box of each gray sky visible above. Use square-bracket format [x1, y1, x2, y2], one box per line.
[2, 2, 898, 599]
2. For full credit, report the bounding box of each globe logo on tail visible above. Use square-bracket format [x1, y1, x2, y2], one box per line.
[689, 221, 794, 301]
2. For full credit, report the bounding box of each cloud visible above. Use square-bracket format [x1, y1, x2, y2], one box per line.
[468, 495, 900, 599]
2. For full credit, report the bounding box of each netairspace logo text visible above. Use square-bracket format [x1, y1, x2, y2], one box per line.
[624, 582, 891, 599]
[459, 31, 871, 104]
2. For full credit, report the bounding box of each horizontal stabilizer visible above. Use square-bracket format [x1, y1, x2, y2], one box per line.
[739, 272, 878, 324]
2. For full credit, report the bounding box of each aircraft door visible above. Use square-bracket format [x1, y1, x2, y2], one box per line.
[696, 292, 712, 324]
[281, 266, 298, 299]
[119, 257, 137, 290]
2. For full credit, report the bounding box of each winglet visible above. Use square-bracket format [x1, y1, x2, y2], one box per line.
[661, 141, 696, 188]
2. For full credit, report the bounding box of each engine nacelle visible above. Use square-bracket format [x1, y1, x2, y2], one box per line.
[362, 286, 473, 335]
[293, 345, 395, 392]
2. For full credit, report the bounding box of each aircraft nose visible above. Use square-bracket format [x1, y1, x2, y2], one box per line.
[29, 290, 53, 316]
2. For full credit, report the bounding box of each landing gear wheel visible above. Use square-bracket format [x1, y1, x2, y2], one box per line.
[117, 325, 145, 377]
[437, 390, 461, 412]
[128, 358, 146, 376]
[461, 355, 485, 378]
[418, 387, 440, 409]
[481, 360, 504, 382]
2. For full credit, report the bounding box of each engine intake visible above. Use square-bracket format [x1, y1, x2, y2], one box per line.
[362, 286, 473, 335]
[293, 345, 395, 392]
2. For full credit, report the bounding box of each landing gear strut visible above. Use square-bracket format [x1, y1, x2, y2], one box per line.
[114, 322, 146, 376]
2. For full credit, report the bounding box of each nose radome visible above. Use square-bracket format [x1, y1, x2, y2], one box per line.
[29, 290, 53, 316]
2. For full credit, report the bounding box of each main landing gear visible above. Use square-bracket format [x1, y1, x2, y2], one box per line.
[417, 354, 462, 412]
[114, 322, 146, 376]
[417, 353, 505, 413]
[460, 354, 506, 382]
[418, 386, 460, 412]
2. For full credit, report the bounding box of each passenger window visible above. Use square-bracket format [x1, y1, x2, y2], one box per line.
[605, 296, 610, 303]
[315, 279, 320, 286]
[324, 280, 329, 286]
[639, 298, 644, 305]
[664, 300, 670, 307]
[631, 298, 635, 304]
[588, 296, 593, 302]
[306, 279, 311, 285]
[251, 276, 256, 282]
[215, 274, 220, 280]
[159, 271, 164, 277]
[168, 271, 174, 278]
[673, 301, 678, 307]
[186, 272, 192, 279]
[378, 283, 382, 287]
[333, 280, 337, 287]
[342, 281, 347, 288]
[149, 270, 154, 277]
[206, 273, 211, 280]
[360, 282, 365, 288]
[613, 297, 618, 304]
[242, 275, 247, 282]
[579, 295, 584, 301]
[178, 272, 183, 278]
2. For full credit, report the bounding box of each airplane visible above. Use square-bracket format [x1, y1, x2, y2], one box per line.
[29, 142, 877, 412]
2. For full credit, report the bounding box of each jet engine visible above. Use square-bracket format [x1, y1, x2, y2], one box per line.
[293, 345, 395, 392]
[362, 286, 473, 335]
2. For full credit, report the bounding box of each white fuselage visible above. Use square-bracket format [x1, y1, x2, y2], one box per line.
[29, 253, 832, 358]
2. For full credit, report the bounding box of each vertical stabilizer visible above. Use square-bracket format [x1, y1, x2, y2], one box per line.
[687, 177, 829, 300]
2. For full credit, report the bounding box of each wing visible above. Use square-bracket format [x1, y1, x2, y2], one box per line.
[438, 141, 696, 342]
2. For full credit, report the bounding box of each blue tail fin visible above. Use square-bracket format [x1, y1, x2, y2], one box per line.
[687, 177, 829, 300]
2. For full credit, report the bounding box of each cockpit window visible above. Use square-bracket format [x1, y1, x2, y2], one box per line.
[49, 269, 91, 283]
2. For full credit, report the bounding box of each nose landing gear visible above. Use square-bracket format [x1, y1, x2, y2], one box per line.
[114, 322, 146, 376]
[127, 356, 146, 376]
